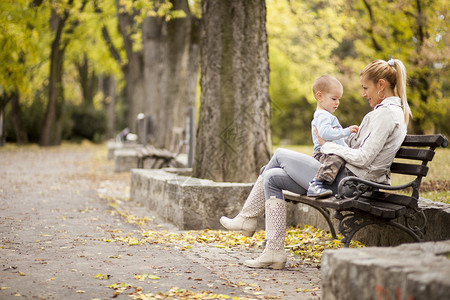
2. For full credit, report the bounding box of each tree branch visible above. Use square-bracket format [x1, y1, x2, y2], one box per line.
[93, 0, 123, 68]
[101, 27, 123, 66]
[361, 0, 383, 52]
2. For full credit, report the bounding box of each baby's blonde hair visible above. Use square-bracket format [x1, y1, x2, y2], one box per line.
[360, 59, 412, 125]
[312, 75, 342, 100]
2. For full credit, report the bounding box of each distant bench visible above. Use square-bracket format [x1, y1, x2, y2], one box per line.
[137, 145, 182, 169]
[284, 134, 449, 247]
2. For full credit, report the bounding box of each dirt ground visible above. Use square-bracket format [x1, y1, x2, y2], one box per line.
[0, 143, 321, 299]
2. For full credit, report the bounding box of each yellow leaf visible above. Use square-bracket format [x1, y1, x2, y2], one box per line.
[128, 238, 139, 245]
[94, 273, 110, 280]
[19, 272, 26, 276]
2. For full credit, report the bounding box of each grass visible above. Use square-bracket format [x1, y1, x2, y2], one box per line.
[274, 145, 450, 204]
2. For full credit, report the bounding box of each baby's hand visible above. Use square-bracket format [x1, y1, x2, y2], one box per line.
[349, 125, 359, 134]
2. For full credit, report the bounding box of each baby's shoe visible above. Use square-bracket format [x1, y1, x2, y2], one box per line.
[307, 178, 333, 198]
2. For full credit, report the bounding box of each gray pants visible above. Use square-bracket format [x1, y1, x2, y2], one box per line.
[262, 148, 349, 200]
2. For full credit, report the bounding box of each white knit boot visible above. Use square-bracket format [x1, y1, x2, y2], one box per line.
[244, 196, 287, 269]
[220, 176, 265, 237]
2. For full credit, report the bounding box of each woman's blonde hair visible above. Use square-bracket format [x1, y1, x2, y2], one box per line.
[360, 59, 412, 125]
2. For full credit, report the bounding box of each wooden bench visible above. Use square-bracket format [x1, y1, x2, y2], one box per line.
[283, 134, 448, 247]
[136, 127, 187, 169]
[137, 145, 182, 169]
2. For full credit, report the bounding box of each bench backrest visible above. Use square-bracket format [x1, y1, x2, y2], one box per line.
[390, 134, 448, 199]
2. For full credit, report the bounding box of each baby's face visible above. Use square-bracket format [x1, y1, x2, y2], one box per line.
[319, 84, 343, 113]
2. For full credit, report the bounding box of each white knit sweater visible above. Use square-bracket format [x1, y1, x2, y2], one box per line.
[320, 97, 407, 184]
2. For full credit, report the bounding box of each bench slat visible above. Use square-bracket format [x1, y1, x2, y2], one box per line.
[283, 191, 354, 210]
[354, 198, 406, 218]
[402, 134, 447, 148]
[390, 162, 428, 176]
[395, 148, 435, 161]
[369, 191, 417, 207]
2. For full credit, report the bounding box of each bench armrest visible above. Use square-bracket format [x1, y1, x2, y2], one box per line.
[337, 176, 415, 200]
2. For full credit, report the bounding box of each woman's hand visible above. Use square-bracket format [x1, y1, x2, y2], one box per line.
[314, 126, 326, 146]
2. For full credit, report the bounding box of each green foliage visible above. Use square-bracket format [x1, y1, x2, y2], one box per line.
[340, 0, 449, 134]
[0, 0, 50, 99]
[267, 0, 368, 144]
[1, 0, 448, 145]
[267, 0, 449, 143]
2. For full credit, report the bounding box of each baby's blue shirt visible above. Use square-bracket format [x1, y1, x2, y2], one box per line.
[311, 109, 350, 153]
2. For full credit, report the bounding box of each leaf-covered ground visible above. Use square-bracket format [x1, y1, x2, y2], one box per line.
[1, 143, 364, 299]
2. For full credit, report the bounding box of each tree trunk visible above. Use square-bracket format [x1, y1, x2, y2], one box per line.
[193, 0, 272, 183]
[142, 0, 200, 150]
[99, 75, 116, 139]
[40, 7, 69, 146]
[116, 0, 145, 133]
[142, 15, 163, 146]
[76, 54, 97, 105]
[0, 95, 6, 146]
[9, 91, 29, 144]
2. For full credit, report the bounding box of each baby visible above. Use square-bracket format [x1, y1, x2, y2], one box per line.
[307, 75, 358, 198]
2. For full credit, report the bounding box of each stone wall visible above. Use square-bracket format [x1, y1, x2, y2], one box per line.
[130, 168, 450, 246]
[321, 240, 450, 300]
[293, 198, 450, 246]
[130, 168, 263, 230]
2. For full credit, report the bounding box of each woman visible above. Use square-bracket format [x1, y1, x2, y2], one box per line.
[220, 58, 412, 269]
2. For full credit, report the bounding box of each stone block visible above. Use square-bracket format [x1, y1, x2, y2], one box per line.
[114, 148, 140, 172]
[107, 140, 142, 160]
[130, 168, 258, 230]
[321, 240, 450, 300]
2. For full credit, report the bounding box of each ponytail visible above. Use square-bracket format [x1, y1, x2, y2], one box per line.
[391, 59, 412, 126]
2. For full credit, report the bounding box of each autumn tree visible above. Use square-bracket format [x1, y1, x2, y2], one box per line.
[193, 0, 271, 182]
[40, 0, 88, 146]
[142, 0, 200, 149]
[100, 0, 200, 149]
[0, 0, 49, 144]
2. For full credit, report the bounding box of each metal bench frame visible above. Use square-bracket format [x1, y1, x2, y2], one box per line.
[284, 134, 448, 247]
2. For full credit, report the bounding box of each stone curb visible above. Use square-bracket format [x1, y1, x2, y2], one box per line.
[321, 240, 450, 300]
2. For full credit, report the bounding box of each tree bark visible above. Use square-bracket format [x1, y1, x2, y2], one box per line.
[116, 0, 145, 133]
[76, 54, 97, 105]
[99, 75, 116, 139]
[142, 14, 163, 146]
[193, 0, 272, 182]
[40, 6, 70, 146]
[142, 0, 200, 150]
[9, 91, 29, 144]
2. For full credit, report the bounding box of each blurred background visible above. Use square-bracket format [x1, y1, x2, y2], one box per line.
[0, 0, 448, 146]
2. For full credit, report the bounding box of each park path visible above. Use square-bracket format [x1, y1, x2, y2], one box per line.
[0, 143, 321, 299]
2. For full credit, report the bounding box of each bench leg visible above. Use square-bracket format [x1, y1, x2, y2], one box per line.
[314, 206, 338, 239]
[335, 210, 424, 247]
[287, 201, 338, 239]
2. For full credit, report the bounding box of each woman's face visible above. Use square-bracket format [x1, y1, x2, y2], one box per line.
[360, 76, 382, 108]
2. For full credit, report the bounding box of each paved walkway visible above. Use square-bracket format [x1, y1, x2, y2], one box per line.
[0, 144, 321, 299]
